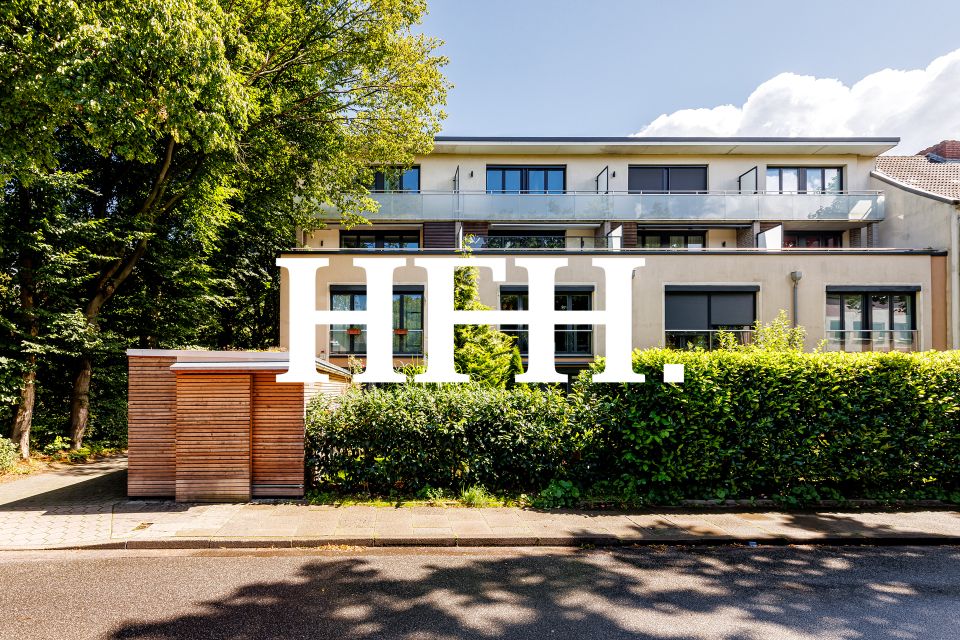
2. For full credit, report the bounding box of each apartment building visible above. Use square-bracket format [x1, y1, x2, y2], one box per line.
[279, 136, 950, 375]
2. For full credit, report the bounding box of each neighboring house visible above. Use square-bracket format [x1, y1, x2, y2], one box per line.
[873, 140, 960, 350]
[280, 136, 951, 376]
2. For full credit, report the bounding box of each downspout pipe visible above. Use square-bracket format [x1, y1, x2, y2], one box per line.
[789, 271, 803, 328]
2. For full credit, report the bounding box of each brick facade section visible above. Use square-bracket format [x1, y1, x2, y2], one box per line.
[917, 140, 960, 159]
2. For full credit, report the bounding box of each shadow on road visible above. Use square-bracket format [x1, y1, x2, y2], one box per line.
[109, 546, 960, 639]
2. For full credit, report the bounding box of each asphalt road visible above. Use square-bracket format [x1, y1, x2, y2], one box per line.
[1, 545, 958, 640]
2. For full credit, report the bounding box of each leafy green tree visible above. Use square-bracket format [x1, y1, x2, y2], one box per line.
[453, 262, 523, 388]
[1, 0, 447, 452]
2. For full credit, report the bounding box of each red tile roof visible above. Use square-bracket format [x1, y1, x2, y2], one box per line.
[874, 155, 960, 201]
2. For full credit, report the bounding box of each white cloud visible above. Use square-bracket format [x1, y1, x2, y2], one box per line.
[632, 49, 960, 154]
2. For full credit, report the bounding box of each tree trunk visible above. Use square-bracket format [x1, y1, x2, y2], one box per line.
[69, 356, 93, 449]
[11, 360, 36, 459]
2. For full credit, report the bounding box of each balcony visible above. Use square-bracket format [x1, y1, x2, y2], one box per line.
[824, 330, 918, 352]
[343, 190, 885, 223]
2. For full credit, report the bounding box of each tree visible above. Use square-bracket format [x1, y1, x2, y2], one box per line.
[1, 0, 447, 452]
[452, 262, 523, 388]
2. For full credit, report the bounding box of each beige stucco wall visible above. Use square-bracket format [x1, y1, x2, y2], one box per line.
[279, 252, 940, 360]
[873, 175, 959, 348]
[418, 153, 877, 194]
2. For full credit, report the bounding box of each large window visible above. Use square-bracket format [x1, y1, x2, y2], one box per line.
[372, 166, 420, 192]
[499, 286, 593, 355]
[766, 167, 842, 193]
[486, 166, 565, 194]
[665, 287, 757, 350]
[783, 231, 843, 248]
[640, 231, 705, 249]
[329, 286, 423, 355]
[825, 288, 917, 352]
[340, 230, 420, 249]
[628, 166, 707, 193]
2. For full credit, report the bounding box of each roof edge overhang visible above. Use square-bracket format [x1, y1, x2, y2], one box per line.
[430, 136, 901, 157]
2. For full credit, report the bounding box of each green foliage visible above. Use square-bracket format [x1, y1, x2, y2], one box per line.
[0, 437, 17, 472]
[308, 349, 960, 506]
[458, 485, 496, 507]
[577, 349, 960, 504]
[0, 0, 448, 451]
[452, 262, 523, 387]
[533, 479, 581, 509]
[306, 383, 587, 493]
[716, 310, 809, 352]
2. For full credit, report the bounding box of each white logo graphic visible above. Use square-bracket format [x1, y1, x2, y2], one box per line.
[276, 256, 683, 385]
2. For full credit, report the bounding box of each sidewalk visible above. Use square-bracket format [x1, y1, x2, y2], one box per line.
[2, 456, 960, 550]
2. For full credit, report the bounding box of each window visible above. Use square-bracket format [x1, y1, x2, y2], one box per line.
[783, 231, 843, 248]
[640, 231, 706, 249]
[486, 166, 565, 194]
[665, 287, 757, 350]
[825, 289, 917, 352]
[329, 286, 423, 355]
[499, 286, 593, 355]
[340, 230, 420, 249]
[372, 166, 420, 192]
[766, 167, 842, 193]
[628, 166, 707, 193]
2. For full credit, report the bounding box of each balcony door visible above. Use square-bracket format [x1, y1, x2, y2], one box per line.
[664, 286, 757, 349]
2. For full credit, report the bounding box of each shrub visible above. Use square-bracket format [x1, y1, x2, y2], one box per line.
[306, 383, 588, 493]
[577, 349, 960, 503]
[459, 485, 496, 507]
[0, 437, 18, 473]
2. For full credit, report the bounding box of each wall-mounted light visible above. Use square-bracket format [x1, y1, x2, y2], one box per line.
[611, 171, 616, 178]
[469, 170, 474, 178]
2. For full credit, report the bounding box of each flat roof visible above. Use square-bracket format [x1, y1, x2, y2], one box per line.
[431, 136, 900, 157]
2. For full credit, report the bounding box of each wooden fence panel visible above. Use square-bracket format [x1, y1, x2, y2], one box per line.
[127, 356, 177, 496]
[175, 373, 252, 502]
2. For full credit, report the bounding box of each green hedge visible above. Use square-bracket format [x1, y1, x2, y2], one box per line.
[581, 350, 960, 504]
[306, 384, 590, 493]
[305, 350, 960, 503]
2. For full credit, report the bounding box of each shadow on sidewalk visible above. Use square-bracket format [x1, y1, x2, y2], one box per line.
[108, 546, 960, 639]
[0, 469, 129, 511]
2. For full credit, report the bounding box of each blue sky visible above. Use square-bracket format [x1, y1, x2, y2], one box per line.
[419, 0, 960, 151]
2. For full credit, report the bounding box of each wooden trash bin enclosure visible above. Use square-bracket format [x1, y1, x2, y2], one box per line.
[127, 350, 350, 502]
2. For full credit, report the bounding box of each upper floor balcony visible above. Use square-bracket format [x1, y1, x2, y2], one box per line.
[338, 190, 885, 224]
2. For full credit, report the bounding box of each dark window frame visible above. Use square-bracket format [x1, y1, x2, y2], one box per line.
[371, 166, 421, 193]
[766, 166, 843, 193]
[826, 290, 917, 332]
[639, 230, 707, 249]
[783, 231, 844, 248]
[627, 165, 709, 193]
[485, 165, 567, 194]
[498, 285, 593, 356]
[329, 285, 424, 356]
[339, 230, 420, 249]
[664, 289, 757, 350]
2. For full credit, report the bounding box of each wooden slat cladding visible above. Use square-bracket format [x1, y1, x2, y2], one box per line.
[620, 222, 638, 248]
[127, 356, 177, 497]
[175, 374, 252, 502]
[422, 222, 456, 248]
[251, 372, 305, 497]
[461, 221, 488, 242]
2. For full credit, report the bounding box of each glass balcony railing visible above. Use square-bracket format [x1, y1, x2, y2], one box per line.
[665, 329, 754, 351]
[336, 190, 885, 223]
[472, 235, 615, 250]
[824, 330, 918, 352]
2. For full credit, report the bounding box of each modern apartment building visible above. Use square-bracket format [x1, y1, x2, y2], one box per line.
[279, 136, 952, 376]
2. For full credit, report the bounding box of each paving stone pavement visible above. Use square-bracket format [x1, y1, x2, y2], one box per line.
[2, 457, 960, 550]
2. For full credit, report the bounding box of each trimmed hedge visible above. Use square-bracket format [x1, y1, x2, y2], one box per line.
[305, 350, 960, 503]
[582, 350, 960, 504]
[306, 384, 589, 493]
